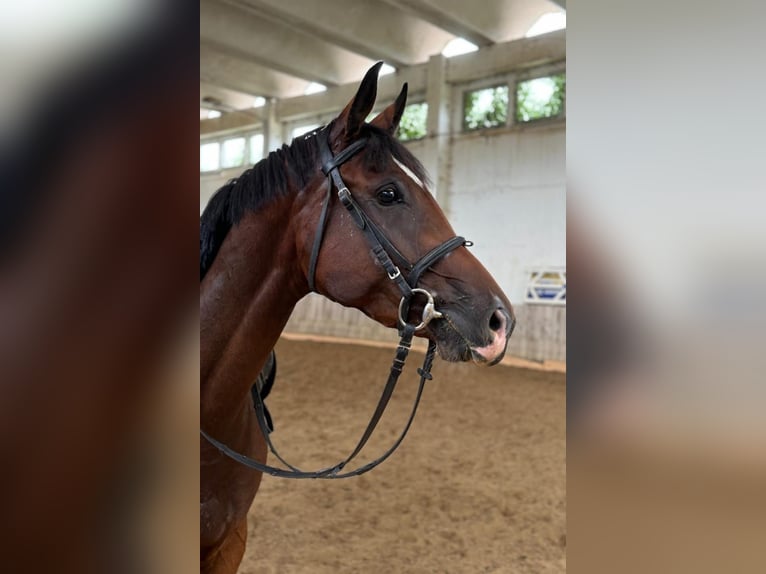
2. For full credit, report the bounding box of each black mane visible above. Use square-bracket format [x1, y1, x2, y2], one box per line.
[200, 123, 429, 281]
[200, 130, 320, 281]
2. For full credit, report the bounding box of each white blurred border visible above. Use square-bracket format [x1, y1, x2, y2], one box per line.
[569, 1, 766, 572]
[0, 0, 157, 133]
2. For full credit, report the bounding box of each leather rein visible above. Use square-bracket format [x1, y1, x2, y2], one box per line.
[200, 127, 469, 479]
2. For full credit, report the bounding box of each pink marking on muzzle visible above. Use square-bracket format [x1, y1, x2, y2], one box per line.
[471, 310, 508, 364]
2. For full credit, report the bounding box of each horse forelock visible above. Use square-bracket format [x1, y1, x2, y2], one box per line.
[358, 124, 431, 189]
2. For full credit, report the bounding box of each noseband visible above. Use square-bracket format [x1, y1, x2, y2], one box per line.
[201, 127, 469, 479]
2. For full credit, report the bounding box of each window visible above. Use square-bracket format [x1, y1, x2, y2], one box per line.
[398, 103, 428, 141]
[516, 74, 565, 122]
[304, 82, 326, 95]
[201, 131, 267, 173]
[525, 11, 566, 38]
[379, 63, 396, 76]
[221, 137, 246, 169]
[463, 85, 509, 130]
[249, 134, 264, 164]
[442, 38, 479, 58]
[200, 141, 220, 172]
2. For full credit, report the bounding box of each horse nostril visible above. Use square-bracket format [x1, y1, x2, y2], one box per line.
[489, 309, 505, 333]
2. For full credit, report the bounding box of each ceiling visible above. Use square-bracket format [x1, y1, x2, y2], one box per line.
[200, 0, 564, 111]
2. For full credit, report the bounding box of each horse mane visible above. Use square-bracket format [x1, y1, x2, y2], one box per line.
[200, 122, 429, 281]
[200, 132, 321, 280]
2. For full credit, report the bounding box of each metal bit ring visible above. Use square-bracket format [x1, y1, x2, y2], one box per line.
[398, 288, 443, 331]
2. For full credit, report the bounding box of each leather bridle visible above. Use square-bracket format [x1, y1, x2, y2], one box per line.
[201, 126, 470, 479]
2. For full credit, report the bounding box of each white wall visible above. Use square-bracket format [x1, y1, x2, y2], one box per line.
[200, 168, 241, 213]
[447, 124, 566, 305]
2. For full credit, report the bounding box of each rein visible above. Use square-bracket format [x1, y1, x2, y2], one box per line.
[201, 127, 468, 479]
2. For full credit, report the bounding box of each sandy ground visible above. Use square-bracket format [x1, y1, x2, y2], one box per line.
[241, 338, 565, 573]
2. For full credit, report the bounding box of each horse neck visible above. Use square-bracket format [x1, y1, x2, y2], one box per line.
[200, 195, 307, 427]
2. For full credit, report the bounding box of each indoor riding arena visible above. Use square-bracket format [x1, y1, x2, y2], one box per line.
[200, 1, 566, 572]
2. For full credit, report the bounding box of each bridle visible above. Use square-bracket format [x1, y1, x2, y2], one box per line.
[309, 127, 470, 326]
[200, 126, 470, 479]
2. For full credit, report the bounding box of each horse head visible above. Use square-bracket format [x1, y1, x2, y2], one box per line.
[296, 63, 515, 366]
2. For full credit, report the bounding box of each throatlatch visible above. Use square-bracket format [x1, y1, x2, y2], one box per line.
[201, 126, 469, 479]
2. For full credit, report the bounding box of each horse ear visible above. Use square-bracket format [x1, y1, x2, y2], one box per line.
[331, 61, 383, 143]
[370, 83, 408, 135]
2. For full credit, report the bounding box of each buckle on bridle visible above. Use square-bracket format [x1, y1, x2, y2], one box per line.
[338, 187, 351, 201]
[398, 288, 443, 331]
[388, 267, 401, 280]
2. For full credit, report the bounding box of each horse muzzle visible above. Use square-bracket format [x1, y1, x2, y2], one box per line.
[469, 306, 514, 365]
[470, 306, 515, 365]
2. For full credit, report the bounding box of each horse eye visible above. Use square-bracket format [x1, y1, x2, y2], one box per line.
[377, 187, 399, 205]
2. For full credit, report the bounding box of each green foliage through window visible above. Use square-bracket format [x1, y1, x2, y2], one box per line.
[397, 103, 428, 141]
[516, 74, 565, 122]
[463, 85, 508, 130]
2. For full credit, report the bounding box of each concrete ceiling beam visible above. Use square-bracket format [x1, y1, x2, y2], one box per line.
[231, 0, 433, 67]
[200, 82, 260, 111]
[202, 0, 374, 86]
[201, 44, 312, 99]
[276, 65, 429, 121]
[379, 0, 495, 46]
[382, 0, 561, 45]
[446, 28, 565, 83]
[200, 110, 265, 137]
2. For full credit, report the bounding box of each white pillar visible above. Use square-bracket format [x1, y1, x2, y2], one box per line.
[424, 54, 451, 213]
[263, 98, 282, 153]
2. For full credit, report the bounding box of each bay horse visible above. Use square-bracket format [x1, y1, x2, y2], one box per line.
[200, 62, 515, 573]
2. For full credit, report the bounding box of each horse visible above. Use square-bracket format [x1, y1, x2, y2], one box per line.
[200, 62, 515, 574]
